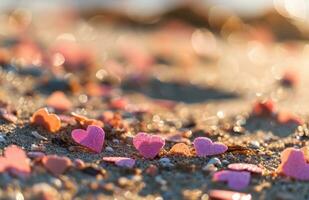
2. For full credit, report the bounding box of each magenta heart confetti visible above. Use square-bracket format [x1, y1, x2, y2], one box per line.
[213, 170, 251, 190]
[277, 147, 309, 180]
[71, 125, 105, 153]
[193, 137, 227, 157]
[228, 163, 263, 174]
[0, 145, 31, 179]
[133, 132, 165, 159]
[103, 157, 135, 168]
[209, 189, 252, 200]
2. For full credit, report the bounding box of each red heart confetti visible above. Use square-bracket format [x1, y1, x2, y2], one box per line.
[42, 155, 72, 176]
[252, 99, 276, 117]
[133, 132, 165, 159]
[102, 157, 136, 168]
[46, 91, 72, 111]
[228, 163, 263, 174]
[0, 145, 31, 179]
[71, 125, 105, 153]
[31, 108, 61, 133]
[193, 137, 227, 157]
[213, 170, 251, 190]
[277, 147, 309, 180]
[209, 189, 252, 200]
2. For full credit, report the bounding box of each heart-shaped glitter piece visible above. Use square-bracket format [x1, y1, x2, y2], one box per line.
[213, 170, 251, 190]
[193, 137, 227, 157]
[71, 125, 105, 153]
[133, 132, 165, 159]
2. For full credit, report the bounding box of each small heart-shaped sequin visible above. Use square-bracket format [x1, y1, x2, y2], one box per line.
[42, 155, 72, 176]
[103, 157, 135, 168]
[133, 132, 165, 159]
[213, 170, 251, 190]
[71, 125, 105, 153]
[277, 147, 309, 180]
[193, 137, 227, 157]
[46, 91, 72, 111]
[0, 145, 31, 179]
[31, 108, 61, 133]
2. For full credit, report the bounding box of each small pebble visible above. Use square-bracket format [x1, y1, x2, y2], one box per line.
[0, 134, 6, 142]
[249, 141, 260, 149]
[145, 164, 158, 176]
[155, 175, 167, 185]
[222, 159, 230, 165]
[31, 131, 48, 141]
[105, 146, 114, 153]
[159, 157, 174, 168]
[112, 139, 120, 144]
[207, 157, 222, 167]
[73, 159, 85, 169]
[202, 164, 218, 172]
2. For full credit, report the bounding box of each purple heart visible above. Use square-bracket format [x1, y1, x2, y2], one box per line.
[193, 137, 227, 157]
[213, 170, 251, 190]
[133, 132, 165, 159]
[71, 125, 105, 153]
[103, 157, 135, 168]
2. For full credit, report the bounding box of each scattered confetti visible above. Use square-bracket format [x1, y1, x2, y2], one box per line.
[102, 157, 135, 168]
[193, 137, 227, 157]
[133, 132, 165, 159]
[213, 170, 251, 190]
[31, 108, 61, 132]
[71, 125, 105, 153]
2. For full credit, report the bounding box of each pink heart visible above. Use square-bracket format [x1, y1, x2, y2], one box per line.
[277, 147, 309, 180]
[193, 137, 227, 157]
[213, 170, 251, 190]
[228, 163, 263, 174]
[71, 125, 105, 153]
[42, 155, 72, 176]
[133, 132, 165, 159]
[0, 145, 31, 179]
[103, 157, 135, 168]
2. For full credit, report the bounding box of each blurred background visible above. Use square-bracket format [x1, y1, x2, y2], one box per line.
[1, 0, 309, 115]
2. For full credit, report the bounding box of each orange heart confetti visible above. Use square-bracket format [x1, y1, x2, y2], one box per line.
[46, 91, 72, 111]
[71, 112, 103, 128]
[168, 143, 191, 156]
[31, 108, 61, 133]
